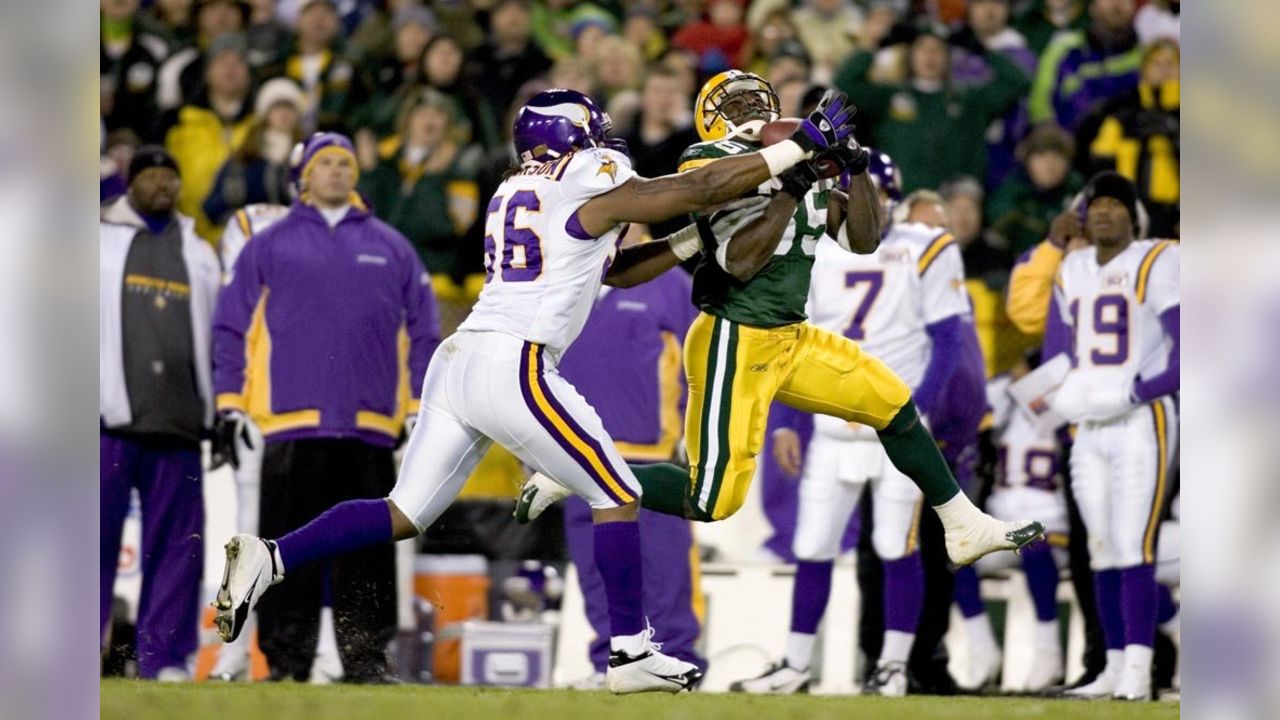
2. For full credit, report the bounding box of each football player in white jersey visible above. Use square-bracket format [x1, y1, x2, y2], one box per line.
[212, 88, 865, 694]
[1051, 172, 1179, 701]
[731, 157, 978, 696]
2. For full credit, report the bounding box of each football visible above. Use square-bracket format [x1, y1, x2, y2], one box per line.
[760, 117, 842, 179]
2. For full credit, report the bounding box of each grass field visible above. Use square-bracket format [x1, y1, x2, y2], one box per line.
[101, 679, 1180, 720]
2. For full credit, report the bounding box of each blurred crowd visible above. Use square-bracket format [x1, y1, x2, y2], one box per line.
[102, 0, 1179, 357]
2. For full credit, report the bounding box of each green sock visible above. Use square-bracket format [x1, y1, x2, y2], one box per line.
[628, 462, 693, 518]
[876, 400, 961, 506]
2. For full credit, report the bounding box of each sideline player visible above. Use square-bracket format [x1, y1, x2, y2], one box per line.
[212, 88, 861, 694]
[519, 72, 1043, 569]
[1052, 172, 1179, 701]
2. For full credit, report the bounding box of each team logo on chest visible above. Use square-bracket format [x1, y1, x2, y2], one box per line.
[596, 158, 619, 182]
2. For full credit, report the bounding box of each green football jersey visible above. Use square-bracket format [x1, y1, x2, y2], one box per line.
[678, 137, 831, 328]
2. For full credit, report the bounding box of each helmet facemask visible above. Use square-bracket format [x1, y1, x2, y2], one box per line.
[697, 72, 780, 142]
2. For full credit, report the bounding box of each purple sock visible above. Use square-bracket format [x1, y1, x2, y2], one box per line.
[953, 565, 986, 618]
[1094, 569, 1125, 650]
[593, 521, 645, 638]
[1020, 542, 1060, 622]
[1120, 564, 1158, 648]
[275, 498, 393, 570]
[883, 554, 924, 633]
[790, 560, 834, 634]
[1156, 583, 1178, 624]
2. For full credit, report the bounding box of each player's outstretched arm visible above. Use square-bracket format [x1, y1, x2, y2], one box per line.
[579, 88, 860, 237]
[841, 171, 881, 253]
[605, 224, 701, 288]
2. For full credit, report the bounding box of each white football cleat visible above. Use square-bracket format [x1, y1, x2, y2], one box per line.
[945, 515, 1044, 567]
[513, 471, 573, 524]
[1023, 646, 1064, 692]
[863, 661, 908, 696]
[1112, 664, 1153, 701]
[728, 660, 811, 694]
[957, 642, 1003, 691]
[562, 671, 607, 690]
[1063, 666, 1122, 699]
[605, 628, 702, 694]
[212, 534, 283, 643]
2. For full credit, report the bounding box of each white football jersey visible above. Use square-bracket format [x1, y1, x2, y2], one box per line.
[220, 203, 289, 276]
[807, 222, 971, 438]
[459, 147, 636, 358]
[1053, 240, 1179, 418]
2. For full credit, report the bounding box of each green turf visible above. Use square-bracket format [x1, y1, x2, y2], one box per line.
[101, 679, 1180, 720]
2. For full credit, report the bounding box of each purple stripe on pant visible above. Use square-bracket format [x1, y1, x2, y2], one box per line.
[518, 343, 633, 506]
[563, 496, 706, 672]
[100, 431, 203, 678]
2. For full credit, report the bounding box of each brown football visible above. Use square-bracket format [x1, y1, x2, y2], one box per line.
[760, 117, 841, 179]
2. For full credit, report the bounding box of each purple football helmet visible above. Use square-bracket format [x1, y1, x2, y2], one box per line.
[513, 89, 625, 164]
[840, 148, 901, 202]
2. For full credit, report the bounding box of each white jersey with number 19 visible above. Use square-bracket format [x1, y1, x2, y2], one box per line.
[459, 147, 636, 358]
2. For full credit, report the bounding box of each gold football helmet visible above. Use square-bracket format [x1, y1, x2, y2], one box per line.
[694, 70, 781, 142]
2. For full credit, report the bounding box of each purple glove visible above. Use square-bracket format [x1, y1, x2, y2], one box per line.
[790, 89, 858, 153]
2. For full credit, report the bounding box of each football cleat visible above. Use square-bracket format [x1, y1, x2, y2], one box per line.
[863, 661, 908, 697]
[728, 660, 811, 694]
[1112, 664, 1153, 701]
[945, 516, 1045, 567]
[957, 641, 1003, 691]
[1063, 666, 1122, 699]
[605, 627, 703, 694]
[1023, 646, 1064, 693]
[212, 534, 283, 643]
[513, 471, 572, 524]
[562, 671, 608, 690]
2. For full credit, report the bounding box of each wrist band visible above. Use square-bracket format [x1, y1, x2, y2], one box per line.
[665, 223, 702, 261]
[759, 139, 809, 177]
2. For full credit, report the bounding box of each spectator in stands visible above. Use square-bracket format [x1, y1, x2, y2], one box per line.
[1029, 0, 1143, 132]
[101, 146, 221, 681]
[421, 34, 500, 150]
[547, 56, 598, 98]
[358, 89, 481, 298]
[101, 128, 140, 203]
[102, 0, 167, 141]
[1015, 0, 1087, 57]
[597, 35, 645, 134]
[243, 0, 293, 72]
[202, 77, 306, 226]
[265, 0, 359, 133]
[531, 0, 611, 61]
[213, 132, 439, 683]
[765, 40, 812, 89]
[467, 0, 551, 129]
[136, 0, 197, 58]
[741, 7, 799, 78]
[348, 0, 435, 66]
[672, 0, 749, 69]
[156, 0, 249, 113]
[619, 66, 699, 238]
[1135, 0, 1179, 44]
[164, 33, 256, 241]
[834, 24, 1030, 192]
[1085, 39, 1180, 238]
[623, 6, 667, 62]
[660, 47, 700, 101]
[988, 122, 1085, 257]
[557, 268, 705, 690]
[791, 0, 864, 82]
[950, 0, 1037, 191]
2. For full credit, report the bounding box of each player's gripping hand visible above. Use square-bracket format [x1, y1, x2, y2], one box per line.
[816, 137, 870, 176]
[210, 409, 253, 470]
[779, 161, 821, 200]
[789, 90, 858, 154]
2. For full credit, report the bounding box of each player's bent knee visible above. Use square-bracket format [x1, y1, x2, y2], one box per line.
[793, 537, 840, 562]
[872, 530, 912, 561]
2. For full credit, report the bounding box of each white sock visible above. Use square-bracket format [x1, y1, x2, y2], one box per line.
[784, 632, 816, 671]
[1102, 648, 1125, 675]
[964, 614, 997, 651]
[881, 630, 915, 665]
[1034, 620, 1060, 651]
[611, 630, 647, 656]
[1123, 644, 1154, 674]
[932, 492, 982, 532]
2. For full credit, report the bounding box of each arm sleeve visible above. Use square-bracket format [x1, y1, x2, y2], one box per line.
[212, 234, 268, 411]
[832, 50, 891, 124]
[202, 162, 233, 227]
[1043, 290, 1073, 363]
[403, 251, 441, 410]
[1006, 241, 1065, 335]
[914, 315, 967, 417]
[1133, 306, 1179, 402]
[1028, 35, 1073, 124]
[920, 241, 970, 326]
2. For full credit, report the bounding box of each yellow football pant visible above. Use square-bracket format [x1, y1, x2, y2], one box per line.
[683, 312, 911, 521]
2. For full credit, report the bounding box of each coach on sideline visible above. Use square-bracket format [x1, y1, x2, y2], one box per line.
[100, 146, 221, 680]
[212, 132, 440, 683]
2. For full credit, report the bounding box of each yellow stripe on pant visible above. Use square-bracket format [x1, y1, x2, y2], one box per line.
[682, 313, 912, 521]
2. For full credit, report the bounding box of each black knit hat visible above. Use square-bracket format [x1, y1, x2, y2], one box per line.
[1084, 171, 1138, 231]
[128, 145, 180, 183]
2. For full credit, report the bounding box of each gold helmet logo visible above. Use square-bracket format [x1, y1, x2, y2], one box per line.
[694, 70, 781, 142]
